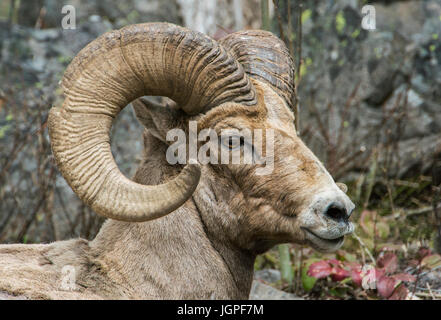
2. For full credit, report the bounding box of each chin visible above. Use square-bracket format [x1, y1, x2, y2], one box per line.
[300, 227, 346, 252]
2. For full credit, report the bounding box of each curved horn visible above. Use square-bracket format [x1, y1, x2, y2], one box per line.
[219, 30, 296, 109]
[48, 22, 256, 222]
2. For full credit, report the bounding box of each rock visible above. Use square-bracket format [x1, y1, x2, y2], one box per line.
[375, 0, 425, 38]
[31, 29, 60, 41]
[378, 134, 441, 177]
[0, 17, 142, 242]
[254, 269, 282, 283]
[249, 281, 302, 300]
[295, 0, 441, 180]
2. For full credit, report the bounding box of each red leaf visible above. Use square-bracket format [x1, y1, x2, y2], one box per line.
[344, 262, 363, 286]
[392, 273, 416, 283]
[328, 259, 341, 267]
[308, 260, 333, 279]
[377, 275, 398, 299]
[331, 267, 350, 281]
[350, 270, 363, 286]
[389, 284, 409, 300]
[416, 247, 432, 261]
[374, 267, 385, 279]
[377, 252, 398, 274]
[344, 261, 362, 271]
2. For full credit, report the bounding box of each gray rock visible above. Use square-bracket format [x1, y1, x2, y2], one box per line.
[249, 281, 302, 300]
[31, 29, 60, 41]
[254, 269, 282, 283]
[295, 0, 441, 180]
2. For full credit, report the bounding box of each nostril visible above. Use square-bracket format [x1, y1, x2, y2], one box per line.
[324, 202, 347, 221]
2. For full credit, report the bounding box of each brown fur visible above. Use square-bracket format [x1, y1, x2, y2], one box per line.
[0, 81, 352, 299]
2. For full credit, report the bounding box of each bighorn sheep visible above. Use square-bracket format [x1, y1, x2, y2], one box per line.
[0, 23, 354, 299]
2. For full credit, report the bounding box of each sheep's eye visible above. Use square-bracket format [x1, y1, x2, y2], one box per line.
[221, 136, 243, 150]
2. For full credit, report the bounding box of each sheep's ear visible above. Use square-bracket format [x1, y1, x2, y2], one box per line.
[132, 97, 184, 142]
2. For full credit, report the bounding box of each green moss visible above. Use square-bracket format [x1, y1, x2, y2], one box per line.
[351, 29, 360, 39]
[127, 10, 140, 23]
[299, 57, 313, 78]
[305, 57, 312, 66]
[0, 124, 11, 138]
[301, 9, 312, 25]
[336, 11, 346, 34]
[374, 47, 382, 59]
[57, 55, 72, 64]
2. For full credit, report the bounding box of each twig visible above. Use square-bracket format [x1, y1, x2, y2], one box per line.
[287, 0, 294, 57]
[34, 6, 46, 29]
[15, 166, 54, 242]
[7, 0, 16, 30]
[433, 184, 441, 254]
[296, 2, 303, 87]
[320, 84, 402, 178]
[417, 265, 441, 278]
[414, 292, 441, 299]
[405, 204, 441, 217]
[54, 186, 75, 234]
[411, 259, 423, 299]
[261, 0, 270, 31]
[336, 82, 360, 148]
[363, 149, 378, 210]
[415, 286, 441, 293]
[309, 97, 331, 145]
[372, 209, 378, 256]
[426, 283, 436, 300]
[16, 191, 46, 242]
[0, 116, 46, 182]
[294, 1, 303, 135]
[386, 180, 396, 215]
[352, 232, 376, 264]
[272, 0, 286, 43]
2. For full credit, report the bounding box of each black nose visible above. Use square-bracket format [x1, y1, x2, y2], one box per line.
[324, 202, 348, 222]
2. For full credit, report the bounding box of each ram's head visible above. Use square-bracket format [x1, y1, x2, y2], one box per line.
[49, 23, 354, 253]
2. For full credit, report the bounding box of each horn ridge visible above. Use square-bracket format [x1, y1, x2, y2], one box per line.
[49, 22, 254, 222]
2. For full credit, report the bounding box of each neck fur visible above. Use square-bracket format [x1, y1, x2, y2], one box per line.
[88, 142, 256, 299]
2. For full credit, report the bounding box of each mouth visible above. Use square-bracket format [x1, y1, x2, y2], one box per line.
[302, 227, 345, 252]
